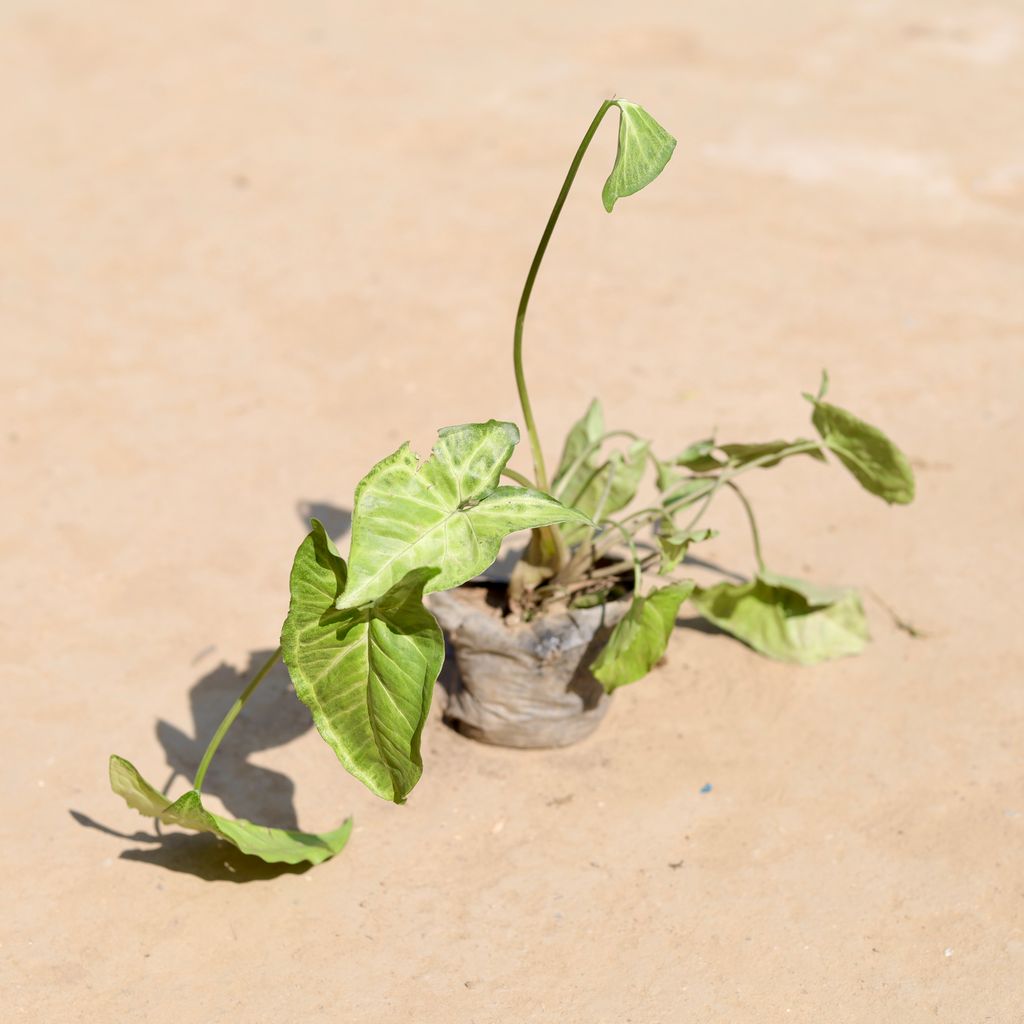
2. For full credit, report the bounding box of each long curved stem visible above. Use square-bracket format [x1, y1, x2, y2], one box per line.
[193, 646, 282, 793]
[725, 481, 765, 572]
[513, 99, 615, 492]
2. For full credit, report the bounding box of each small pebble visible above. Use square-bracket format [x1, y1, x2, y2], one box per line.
[700, 783, 712, 794]
[944, 947, 953, 957]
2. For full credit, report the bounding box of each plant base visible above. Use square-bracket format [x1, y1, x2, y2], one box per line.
[428, 583, 629, 749]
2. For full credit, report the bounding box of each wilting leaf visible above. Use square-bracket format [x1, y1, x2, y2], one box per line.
[282, 520, 444, 804]
[553, 399, 604, 492]
[667, 438, 724, 475]
[691, 570, 869, 664]
[806, 398, 915, 505]
[591, 581, 695, 691]
[340, 421, 590, 608]
[561, 439, 650, 545]
[109, 755, 351, 866]
[602, 100, 677, 212]
[657, 527, 718, 575]
[719, 439, 824, 468]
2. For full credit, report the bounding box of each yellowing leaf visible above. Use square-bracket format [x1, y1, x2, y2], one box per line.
[109, 756, 351, 866]
[807, 398, 915, 505]
[282, 521, 443, 804]
[341, 421, 590, 608]
[692, 571, 869, 664]
[591, 581, 695, 691]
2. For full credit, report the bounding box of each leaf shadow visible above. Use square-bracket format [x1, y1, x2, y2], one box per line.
[156, 649, 311, 829]
[69, 811, 309, 882]
[297, 500, 351, 541]
[151, 501, 354, 831]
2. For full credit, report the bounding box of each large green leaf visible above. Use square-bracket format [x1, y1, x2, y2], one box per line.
[691, 570, 869, 664]
[340, 420, 589, 608]
[719, 439, 825, 468]
[602, 100, 677, 212]
[657, 527, 718, 575]
[591, 581, 695, 691]
[282, 521, 444, 804]
[109, 755, 351, 866]
[806, 398, 915, 504]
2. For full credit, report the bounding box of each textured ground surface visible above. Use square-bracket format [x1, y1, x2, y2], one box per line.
[3, 1, 1022, 1021]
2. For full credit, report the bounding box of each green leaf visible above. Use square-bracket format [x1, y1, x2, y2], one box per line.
[109, 756, 351, 866]
[805, 398, 915, 505]
[719, 439, 825, 469]
[657, 527, 718, 575]
[668, 438, 724, 474]
[561, 439, 650, 545]
[282, 521, 444, 804]
[602, 100, 677, 213]
[691, 571, 869, 664]
[591, 581, 695, 691]
[341, 421, 590, 608]
[552, 399, 604, 490]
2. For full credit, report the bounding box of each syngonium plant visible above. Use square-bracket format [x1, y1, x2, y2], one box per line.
[110, 98, 915, 865]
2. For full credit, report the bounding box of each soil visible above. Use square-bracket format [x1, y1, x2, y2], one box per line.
[3, 1, 1023, 1021]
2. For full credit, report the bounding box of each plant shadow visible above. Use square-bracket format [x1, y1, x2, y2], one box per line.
[70, 500, 355, 881]
[69, 811, 310, 881]
[156, 648, 313, 829]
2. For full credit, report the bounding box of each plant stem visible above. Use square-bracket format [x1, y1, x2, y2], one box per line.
[600, 520, 643, 594]
[591, 441, 823, 564]
[501, 467, 536, 488]
[193, 646, 282, 793]
[513, 99, 616, 492]
[725, 481, 765, 572]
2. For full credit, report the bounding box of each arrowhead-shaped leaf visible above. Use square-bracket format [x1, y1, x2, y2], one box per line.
[691, 570, 869, 664]
[602, 100, 677, 212]
[657, 527, 718, 575]
[341, 420, 590, 608]
[806, 397, 915, 504]
[109, 755, 352, 866]
[282, 521, 444, 803]
[591, 581, 695, 691]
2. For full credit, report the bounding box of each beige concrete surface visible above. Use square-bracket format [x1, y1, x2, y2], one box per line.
[2, 1, 1022, 1020]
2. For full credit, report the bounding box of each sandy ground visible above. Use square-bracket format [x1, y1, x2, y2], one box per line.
[3, 1, 1023, 1020]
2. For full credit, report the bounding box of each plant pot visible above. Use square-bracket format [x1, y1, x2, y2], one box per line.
[427, 582, 630, 749]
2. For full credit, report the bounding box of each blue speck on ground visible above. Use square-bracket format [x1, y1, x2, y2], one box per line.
[700, 783, 712, 794]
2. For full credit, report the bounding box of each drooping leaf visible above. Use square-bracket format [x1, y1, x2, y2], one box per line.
[591, 581, 695, 691]
[691, 570, 869, 664]
[109, 755, 351, 866]
[719, 439, 825, 469]
[668, 438, 724, 475]
[602, 100, 677, 213]
[657, 527, 718, 575]
[552, 399, 604, 491]
[282, 520, 444, 804]
[561, 439, 651, 545]
[340, 421, 590, 608]
[805, 397, 915, 505]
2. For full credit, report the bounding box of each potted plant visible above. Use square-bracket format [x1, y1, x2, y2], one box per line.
[110, 98, 915, 866]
